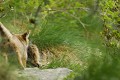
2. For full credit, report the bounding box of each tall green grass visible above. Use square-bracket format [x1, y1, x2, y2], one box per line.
[75, 49, 120, 80]
[0, 55, 22, 80]
[30, 13, 120, 80]
[31, 13, 102, 48]
[30, 13, 107, 80]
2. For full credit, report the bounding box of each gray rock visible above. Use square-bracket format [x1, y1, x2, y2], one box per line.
[16, 68, 72, 80]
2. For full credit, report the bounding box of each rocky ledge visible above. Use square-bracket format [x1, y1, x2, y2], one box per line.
[16, 68, 72, 80]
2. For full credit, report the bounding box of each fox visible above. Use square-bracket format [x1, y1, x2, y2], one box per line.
[27, 44, 41, 67]
[27, 44, 49, 67]
[0, 22, 30, 69]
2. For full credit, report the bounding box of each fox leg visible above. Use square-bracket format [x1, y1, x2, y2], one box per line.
[22, 52, 27, 67]
[16, 51, 25, 69]
[22, 58, 26, 68]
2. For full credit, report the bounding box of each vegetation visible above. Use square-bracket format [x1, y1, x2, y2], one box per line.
[0, 0, 120, 80]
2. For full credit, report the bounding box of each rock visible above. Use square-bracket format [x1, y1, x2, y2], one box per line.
[16, 68, 72, 80]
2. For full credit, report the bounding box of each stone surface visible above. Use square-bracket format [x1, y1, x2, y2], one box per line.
[16, 68, 72, 80]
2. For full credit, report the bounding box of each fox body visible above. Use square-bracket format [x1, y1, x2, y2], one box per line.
[0, 22, 30, 69]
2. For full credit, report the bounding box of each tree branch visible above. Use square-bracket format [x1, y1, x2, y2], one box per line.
[42, 7, 90, 12]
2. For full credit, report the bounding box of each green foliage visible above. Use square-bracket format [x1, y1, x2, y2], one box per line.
[31, 5, 103, 48]
[77, 52, 120, 80]
[100, 0, 120, 48]
[0, 56, 24, 80]
[0, 64, 15, 80]
[31, 12, 82, 48]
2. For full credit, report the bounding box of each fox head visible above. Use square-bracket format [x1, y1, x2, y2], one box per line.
[22, 30, 30, 40]
[15, 30, 31, 46]
[22, 30, 31, 45]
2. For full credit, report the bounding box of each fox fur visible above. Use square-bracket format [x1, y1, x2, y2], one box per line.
[0, 22, 30, 69]
[27, 44, 41, 67]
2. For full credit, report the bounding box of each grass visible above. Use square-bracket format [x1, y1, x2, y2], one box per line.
[30, 13, 107, 80]
[0, 55, 22, 80]
[0, 64, 15, 80]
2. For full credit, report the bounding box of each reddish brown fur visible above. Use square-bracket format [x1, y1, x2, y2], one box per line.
[0, 22, 30, 69]
[27, 44, 41, 67]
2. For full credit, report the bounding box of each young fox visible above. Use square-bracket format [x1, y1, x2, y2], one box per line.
[27, 44, 41, 67]
[0, 22, 30, 69]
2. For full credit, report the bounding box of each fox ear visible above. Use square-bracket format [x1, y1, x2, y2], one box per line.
[22, 30, 31, 40]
